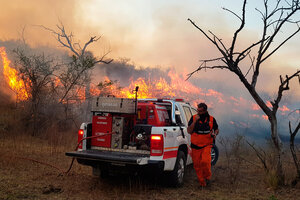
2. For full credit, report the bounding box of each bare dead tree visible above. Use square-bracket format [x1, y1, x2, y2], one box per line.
[289, 109, 300, 186]
[40, 23, 113, 103]
[188, 0, 300, 184]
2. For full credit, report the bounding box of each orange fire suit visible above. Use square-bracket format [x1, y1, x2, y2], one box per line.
[188, 114, 218, 186]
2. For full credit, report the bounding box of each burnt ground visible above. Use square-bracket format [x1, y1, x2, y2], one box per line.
[0, 134, 300, 200]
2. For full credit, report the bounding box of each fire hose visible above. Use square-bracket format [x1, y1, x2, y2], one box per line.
[65, 132, 114, 174]
[13, 132, 114, 175]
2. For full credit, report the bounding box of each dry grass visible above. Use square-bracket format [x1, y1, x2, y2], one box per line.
[1, 132, 300, 200]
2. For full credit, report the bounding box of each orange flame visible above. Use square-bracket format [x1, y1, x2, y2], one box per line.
[0, 47, 30, 101]
[98, 70, 203, 99]
[168, 70, 201, 95]
[262, 115, 268, 120]
[54, 77, 63, 87]
[279, 105, 290, 112]
[90, 84, 101, 96]
[76, 87, 86, 102]
[88, 70, 227, 109]
[123, 78, 153, 98]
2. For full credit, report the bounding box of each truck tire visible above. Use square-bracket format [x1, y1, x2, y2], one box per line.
[92, 166, 101, 176]
[100, 169, 110, 179]
[211, 144, 219, 166]
[92, 166, 109, 179]
[167, 151, 186, 187]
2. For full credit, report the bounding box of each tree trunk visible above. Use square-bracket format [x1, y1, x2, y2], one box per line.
[238, 73, 285, 184]
[290, 121, 300, 186]
[85, 81, 91, 121]
[270, 115, 285, 185]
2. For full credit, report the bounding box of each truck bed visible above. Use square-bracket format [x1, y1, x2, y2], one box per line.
[66, 149, 151, 165]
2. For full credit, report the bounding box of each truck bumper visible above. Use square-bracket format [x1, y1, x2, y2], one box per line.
[65, 150, 164, 172]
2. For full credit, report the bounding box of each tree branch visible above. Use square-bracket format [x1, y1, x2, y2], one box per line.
[81, 36, 100, 56]
[187, 19, 230, 64]
[186, 61, 229, 80]
[273, 70, 300, 113]
[245, 54, 255, 78]
[261, 25, 300, 63]
[229, 0, 247, 60]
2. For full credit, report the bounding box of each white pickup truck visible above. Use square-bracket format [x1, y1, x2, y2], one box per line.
[66, 97, 219, 187]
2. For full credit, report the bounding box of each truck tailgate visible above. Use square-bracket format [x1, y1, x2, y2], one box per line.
[66, 150, 150, 165]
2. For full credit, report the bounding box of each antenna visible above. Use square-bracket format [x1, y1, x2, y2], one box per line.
[134, 86, 139, 115]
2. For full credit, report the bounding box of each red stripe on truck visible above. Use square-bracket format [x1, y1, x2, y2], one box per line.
[163, 150, 178, 159]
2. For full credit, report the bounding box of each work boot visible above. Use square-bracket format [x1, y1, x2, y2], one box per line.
[205, 179, 211, 187]
[199, 180, 206, 187]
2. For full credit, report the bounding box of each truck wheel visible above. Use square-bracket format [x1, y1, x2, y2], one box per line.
[100, 169, 110, 179]
[167, 151, 186, 187]
[92, 166, 100, 176]
[92, 166, 109, 178]
[211, 144, 219, 166]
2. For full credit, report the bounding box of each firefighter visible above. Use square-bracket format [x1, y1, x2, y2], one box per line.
[187, 103, 219, 187]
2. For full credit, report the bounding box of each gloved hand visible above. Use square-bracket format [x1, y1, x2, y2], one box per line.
[210, 131, 216, 139]
[194, 114, 200, 122]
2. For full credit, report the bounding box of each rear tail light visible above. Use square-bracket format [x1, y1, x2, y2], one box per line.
[78, 129, 84, 150]
[150, 134, 164, 156]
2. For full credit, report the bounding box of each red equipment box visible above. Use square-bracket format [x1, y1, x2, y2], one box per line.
[91, 114, 112, 148]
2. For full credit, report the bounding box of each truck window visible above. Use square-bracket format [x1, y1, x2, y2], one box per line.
[155, 103, 172, 125]
[183, 106, 192, 122]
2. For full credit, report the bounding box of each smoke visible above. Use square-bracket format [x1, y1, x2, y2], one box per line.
[0, 0, 108, 54]
[93, 59, 170, 86]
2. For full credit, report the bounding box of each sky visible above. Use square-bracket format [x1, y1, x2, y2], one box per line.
[0, 0, 299, 71]
[0, 0, 299, 139]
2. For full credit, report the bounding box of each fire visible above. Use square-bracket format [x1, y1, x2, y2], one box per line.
[167, 70, 201, 95]
[205, 89, 224, 103]
[0, 48, 226, 106]
[91, 70, 203, 100]
[54, 77, 62, 87]
[279, 105, 290, 112]
[75, 87, 85, 103]
[116, 70, 202, 99]
[120, 77, 152, 98]
[87, 70, 228, 110]
[0, 47, 30, 101]
[90, 84, 101, 96]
